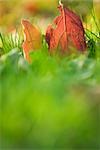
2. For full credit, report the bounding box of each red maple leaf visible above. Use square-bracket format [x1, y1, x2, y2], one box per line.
[46, 3, 87, 53]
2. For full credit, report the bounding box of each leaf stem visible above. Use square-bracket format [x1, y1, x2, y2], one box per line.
[59, 0, 62, 5]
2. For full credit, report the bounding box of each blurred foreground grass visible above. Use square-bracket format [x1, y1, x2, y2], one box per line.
[0, 46, 100, 148]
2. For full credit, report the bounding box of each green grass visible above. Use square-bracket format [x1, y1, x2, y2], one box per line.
[0, 18, 100, 149]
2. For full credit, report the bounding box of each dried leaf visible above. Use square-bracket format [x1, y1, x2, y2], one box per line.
[21, 19, 42, 61]
[46, 3, 87, 53]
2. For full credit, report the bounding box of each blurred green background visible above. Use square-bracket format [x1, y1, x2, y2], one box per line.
[0, 0, 100, 33]
[0, 0, 100, 149]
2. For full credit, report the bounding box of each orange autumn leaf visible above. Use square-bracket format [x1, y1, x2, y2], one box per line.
[46, 3, 87, 53]
[21, 19, 42, 61]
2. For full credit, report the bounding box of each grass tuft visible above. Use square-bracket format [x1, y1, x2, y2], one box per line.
[0, 32, 22, 55]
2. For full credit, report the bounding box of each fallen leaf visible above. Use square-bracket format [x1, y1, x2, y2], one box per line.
[46, 2, 86, 53]
[21, 19, 42, 61]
